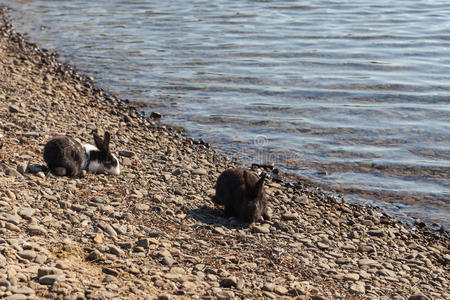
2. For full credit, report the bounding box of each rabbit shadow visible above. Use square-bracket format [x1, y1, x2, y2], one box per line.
[187, 204, 249, 230]
[27, 164, 48, 174]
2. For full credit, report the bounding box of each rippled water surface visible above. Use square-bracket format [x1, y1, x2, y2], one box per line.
[4, 0, 449, 226]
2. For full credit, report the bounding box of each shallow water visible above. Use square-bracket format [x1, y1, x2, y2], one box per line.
[4, 0, 449, 226]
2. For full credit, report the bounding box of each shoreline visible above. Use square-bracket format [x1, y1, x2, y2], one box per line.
[5, 4, 449, 230]
[1, 7, 449, 300]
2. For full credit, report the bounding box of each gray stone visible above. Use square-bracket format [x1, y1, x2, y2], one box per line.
[18, 250, 37, 260]
[5, 294, 27, 300]
[71, 204, 86, 212]
[85, 250, 104, 262]
[274, 285, 288, 295]
[344, 273, 360, 281]
[191, 168, 207, 175]
[119, 151, 135, 158]
[38, 267, 63, 277]
[358, 259, 379, 267]
[136, 238, 150, 249]
[10, 287, 35, 295]
[103, 224, 117, 237]
[282, 212, 298, 221]
[39, 274, 65, 285]
[16, 162, 28, 174]
[408, 295, 429, 300]
[369, 229, 385, 237]
[5, 168, 22, 178]
[27, 225, 47, 235]
[3, 214, 21, 225]
[108, 245, 124, 257]
[9, 105, 20, 113]
[23, 132, 41, 138]
[18, 208, 35, 219]
[162, 256, 175, 266]
[316, 242, 329, 250]
[350, 281, 365, 294]
[252, 224, 270, 234]
[220, 276, 237, 288]
[102, 267, 119, 277]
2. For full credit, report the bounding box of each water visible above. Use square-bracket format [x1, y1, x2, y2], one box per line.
[4, 0, 449, 227]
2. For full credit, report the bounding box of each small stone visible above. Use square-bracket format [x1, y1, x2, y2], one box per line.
[162, 256, 175, 266]
[135, 203, 149, 211]
[38, 267, 63, 277]
[5, 294, 27, 300]
[358, 259, 379, 267]
[369, 229, 385, 237]
[136, 238, 150, 249]
[118, 241, 133, 249]
[252, 224, 270, 234]
[108, 245, 124, 257]
[172, 168, 182, 176]
[16, 162, 28, 174]
[102, 224, 117, 237]
[86, 249, 104, 262]
[5, 190, 16, 201]
[316, 242, 329, 250]
[157, 295, 171, 300]
[220, 276, 237, 288]
[102, 267, 119, 277]
[408, 295, 429, 300]
[5, 222, 20, 232]
[213, 227, 226, 235]
[9, 105, 20, 113]
[350, 281, 365, 294]
[192, 168, 207, 175]
[27, 225, 47, 235]
[71, 204, 86, 212]
[122, 157, 132, 166]
[39, 274, 65, 285]
[118, 151, 135, 158]
[5, 168, 22, 177]
[94, 233, 104, 244]
[18, 250, 37, 260]
[344, 273, 360, 281]
[182, 281, 196, 290]
[35, 254, 47, 264]
[4, 214, 21, 225]
[23, 132, 41, 138]
[282, 212, 298, 221]
[18, 208, 35, 219]
[150, 111, 162, 119]
[274, 285, 288, 295]
[262, 291, 277, 299]
[10, 287, 35, 295]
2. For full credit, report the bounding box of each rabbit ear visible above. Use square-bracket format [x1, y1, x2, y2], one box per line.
[255, 172, 266, 192]
[93, 133, 104, 151]
[103, 132, 111, 153]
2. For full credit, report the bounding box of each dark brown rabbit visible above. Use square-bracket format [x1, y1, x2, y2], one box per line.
[213, 168, 268, 223]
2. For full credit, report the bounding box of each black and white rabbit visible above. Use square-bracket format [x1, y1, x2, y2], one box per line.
[44, 131, 120, 177]
[213, 168, 268, 223]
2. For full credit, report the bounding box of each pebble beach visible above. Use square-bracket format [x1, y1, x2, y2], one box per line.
[0, 7, 449, 300]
